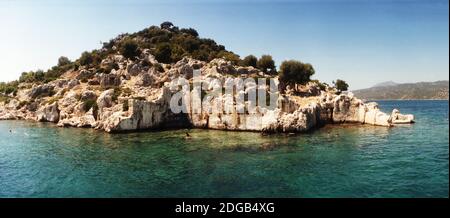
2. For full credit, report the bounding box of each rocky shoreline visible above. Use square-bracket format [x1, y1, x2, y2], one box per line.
[0, 54, 414, 133]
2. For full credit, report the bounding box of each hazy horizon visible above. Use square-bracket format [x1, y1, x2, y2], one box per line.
[0, 0, 448, 89]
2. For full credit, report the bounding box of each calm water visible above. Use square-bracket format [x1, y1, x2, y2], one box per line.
[0, 100, 448, 197]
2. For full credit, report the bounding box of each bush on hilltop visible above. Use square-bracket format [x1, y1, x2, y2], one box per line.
[240, 55, 258, 68]
[279, 60, 315, 86]
[257, 55, 276, 74]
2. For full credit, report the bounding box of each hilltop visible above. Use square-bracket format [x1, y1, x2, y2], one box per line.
[353, 81, 449, 100]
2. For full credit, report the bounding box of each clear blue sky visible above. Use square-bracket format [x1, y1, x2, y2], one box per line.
[0, 0, 448, 89]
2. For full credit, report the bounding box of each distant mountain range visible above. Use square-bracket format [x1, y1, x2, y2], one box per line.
[352, 80, 449, 100]
[372, 81, 398, 87]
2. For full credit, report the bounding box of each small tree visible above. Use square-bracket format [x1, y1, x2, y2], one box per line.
[160, 21, 174, 30]
[79, 51, 93, 66]
[240, 55, 257, 67]
[57, 56, 71, 67]
[180, 28, 199, 37]
[119, 38, 141, 60]
[333, 79, 349, 93]
[257, 55, 276, 74]
[279, 60, 315, 86]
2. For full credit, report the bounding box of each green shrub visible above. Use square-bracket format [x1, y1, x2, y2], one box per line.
[333, 79, 349, 93]
[97, 62, 119, 74]
[0, 81, 19, 95]
[119, 38, 141, 60]
[279, 60, 315, 86]
[154, 43, 172, 63]
[57, 56, 71, 67]
[240, 55, 257, 67]
[217, 51, 240, 65]
[160, 21, 174, 30]
[77, 50, 102, 68]
[257, 55, 276, 74]
[19, 70, 45, 83]
[82, 99, 98, 112]
[180, 28, 199, 37]
[311, 79, 327, 91]
[79, 51, 93, 66]
[46, 96, 60, 105]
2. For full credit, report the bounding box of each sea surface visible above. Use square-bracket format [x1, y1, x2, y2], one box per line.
[0, 100, 448, 197]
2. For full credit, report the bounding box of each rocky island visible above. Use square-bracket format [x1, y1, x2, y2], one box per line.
[0, 22, 414, 133]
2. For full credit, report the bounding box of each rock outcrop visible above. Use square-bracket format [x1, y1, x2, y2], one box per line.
[36, 102, 59, 123]
[0, 55, 415, 133]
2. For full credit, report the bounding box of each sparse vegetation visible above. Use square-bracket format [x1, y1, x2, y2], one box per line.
[0, 95, 11, 104]
[217, 51, 240, 65]
[333, 79, 349, 93]
[0, 81, 19, 95]
[82, 99, 98, 112]
[311, 79, 327, 91]
[119, 38, 141, 60]
[180, 28, 199, 37]
[46, 96, 61, 105]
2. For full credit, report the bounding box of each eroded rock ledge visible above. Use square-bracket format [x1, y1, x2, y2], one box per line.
[0, 55, 414, 133]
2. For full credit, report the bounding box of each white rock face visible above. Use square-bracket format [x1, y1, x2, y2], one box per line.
[97, 89, 115, 110]
[100, 87, 172, 132]
[391, 109, 415, 124]
[363, 102, 391, 126]
[36, 102, 60, 123]
[332, 94, 365, 123]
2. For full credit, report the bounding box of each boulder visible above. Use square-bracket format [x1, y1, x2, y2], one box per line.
[87, 78, 100, 85]
[100, 74, 121, 88]
[76, 69, 94, 81]
[36, 102, 59, 123]
[67, 79, 80, 89]
[127, 63, 142, 76]
[136, 73, 153, 87]
[332, 94, 365, 123]
[97, 89, 115, 109]
[363, 102, 391, 126]
[99, 87, 172, 132]
[390, 109, 415, 124]
[29, 84, 54, 99]
[80, 90, 97, 101]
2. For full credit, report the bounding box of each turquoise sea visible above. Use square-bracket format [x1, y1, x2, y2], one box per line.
[0, 100, 448, 197]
